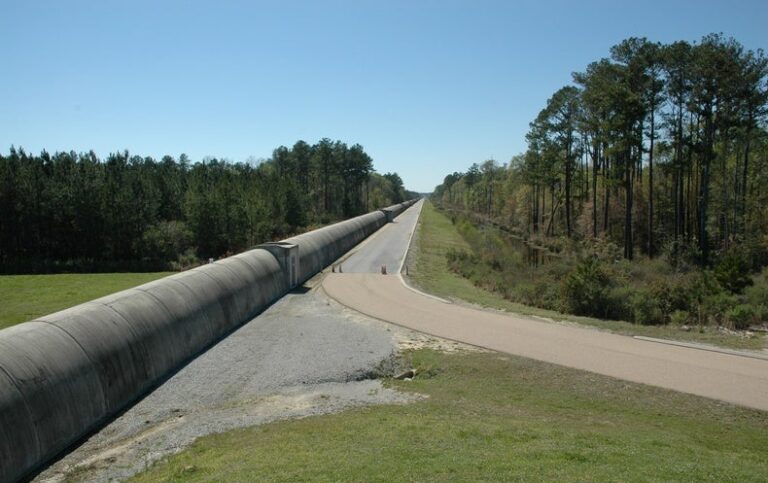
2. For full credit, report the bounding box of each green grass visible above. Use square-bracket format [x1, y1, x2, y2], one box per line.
[406, 201, 765, 351]
[126, 203, 767, 481]
[0, 272, 172, 330]
[133, 349, 768, 482]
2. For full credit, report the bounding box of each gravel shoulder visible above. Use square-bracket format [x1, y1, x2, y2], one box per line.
[33, 201, 467, 482]
[34, 279, 449, 483]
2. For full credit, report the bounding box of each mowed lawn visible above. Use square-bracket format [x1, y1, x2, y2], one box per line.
[133, 349, 768, 482]
[0, 272, 171, 330]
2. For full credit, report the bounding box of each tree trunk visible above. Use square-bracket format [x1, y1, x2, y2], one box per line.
[742, 117, 752, 234]
[624, 151, 634, 260]
[547, 186, 556, 237]
[648, 107, 655, 258]
[603, 154, 610, 235]
[699, 109, 713, 265]
[592, 142, 599, 238]
[565, 136, 573, 238]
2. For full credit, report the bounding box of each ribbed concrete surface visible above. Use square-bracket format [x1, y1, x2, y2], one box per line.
[0, 200, 417, 483]
[340, 199, 424, 273]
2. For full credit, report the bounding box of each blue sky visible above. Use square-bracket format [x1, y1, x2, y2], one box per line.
[1, 1, 766, 192]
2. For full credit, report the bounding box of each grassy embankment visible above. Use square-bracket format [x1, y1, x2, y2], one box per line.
[133, 348, 768, 481]
[407, 200, 765, 351]
[129, 200, 768, 481]
[0, 273, 171, 330]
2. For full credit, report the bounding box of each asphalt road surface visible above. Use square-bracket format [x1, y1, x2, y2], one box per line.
[324, 202, 768, 411]
[338, 199, 424, 273]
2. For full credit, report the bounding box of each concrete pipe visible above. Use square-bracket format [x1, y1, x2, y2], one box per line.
[0, 202, 411, 482]
[285, 210, 387, 283]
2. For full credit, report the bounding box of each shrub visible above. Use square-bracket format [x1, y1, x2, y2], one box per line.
[744, 268, 768, 306]
[514, 280, 558, 310]
[661, 239, 700, 270]
[543, 258, 575, 282]
[515, 282, 538, 306]
[645, 277, 692, 319]
[585, 238, 622, 263]
[741, 236, 768, 270]
[669, 310, 690, 326]
[445, 248, 470, 264]
[141, 220, 193, 266]
[701, 291, 738, 326]
[629, 290, 666, 325]
[561, 257, 612, 318]
[169, 248, 200, 271]
[604, 286, 634, 321]
[537, 281, 561, 311]
[726, 304, 757, 330]
[714, 251, 753, 294]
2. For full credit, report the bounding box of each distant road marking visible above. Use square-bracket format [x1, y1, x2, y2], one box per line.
[394, 201, 451, 304]
[397, 200, 422, 274]
[634, 336, 768, 361]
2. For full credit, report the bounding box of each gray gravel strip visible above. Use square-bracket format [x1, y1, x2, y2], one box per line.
[34, 286, 419, 483]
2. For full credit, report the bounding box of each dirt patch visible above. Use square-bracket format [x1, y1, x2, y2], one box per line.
[39, 381, 419, 483]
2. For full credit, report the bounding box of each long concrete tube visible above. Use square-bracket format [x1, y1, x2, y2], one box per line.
[0, 199, 417, 483]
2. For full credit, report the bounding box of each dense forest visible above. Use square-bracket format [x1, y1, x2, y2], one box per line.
[433, 34, 768, 329]
[0, 139, 411, 273]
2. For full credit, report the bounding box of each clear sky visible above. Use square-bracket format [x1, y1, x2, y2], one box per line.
[1, 1, 766, 192]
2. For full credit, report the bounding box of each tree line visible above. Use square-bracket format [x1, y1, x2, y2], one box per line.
[0, 139, 410, 273]
[435, 34, 768, 268]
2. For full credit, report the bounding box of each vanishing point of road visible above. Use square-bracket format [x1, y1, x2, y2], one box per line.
[324, 200, 768, 411]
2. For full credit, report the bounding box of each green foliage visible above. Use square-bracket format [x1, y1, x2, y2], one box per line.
[726, 304, 757, 330]
[415, 201, 765, 349]
[432, 33, 768, 268]
[701, 291, 739, 326]
[441, 206, 766, 331]
[629, 290, 665, 325]
[0, 141, 408, 273]
[603, 286, 633, 322]
[714, 251, 754, 294]
[669, 310, 690, 326]
[141, 221, 193, 265]
[645, 277, 692, 320]
[744, 268, 768, 320]
[430, 33, 768, 331]
[561, 257, 612, 318]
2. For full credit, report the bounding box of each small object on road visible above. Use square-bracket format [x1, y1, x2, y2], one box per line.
[339, 264, 343, 273]
[332, 265, 336, 273]
[381, 265, 387, 275]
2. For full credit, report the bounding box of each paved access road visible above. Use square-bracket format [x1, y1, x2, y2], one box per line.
[338, 199, 424, 273]
[323, 202, 768, 411]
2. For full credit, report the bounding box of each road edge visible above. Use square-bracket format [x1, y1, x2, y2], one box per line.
[396, 201, 451, 304]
